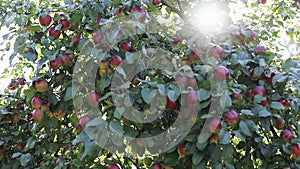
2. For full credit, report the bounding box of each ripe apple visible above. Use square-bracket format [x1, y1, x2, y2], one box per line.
[79, 115, 92, 129]
[17, 143, 24, 152]
[189, 49, 201, 62]
[69, 24, 78, 31]
[41, 104, 49, 112]
[55, 157, 64, 166]
[50, 58, 62, 70]
[34, 79, 48, 92]
[209, 45, 224, 58]
[8, 80, 17, 90]
[76, 123, 83, 132]
[260, 97, 270, 107]
[99, 61, 109, 69]
[116, 5, 126, 16]
[153, 0, 162, 5]
[232, 93, 241, 100]
[96, 17, 101, 24]
[210, 134, 219, 144]
[177, 143, 186, 158]
[209, 118, 222, 133]
[59, 18, 70, 30]
[18, 77, 26, 85]
[93, 32, 105, 45]
[225, 110, 239, 125]
[292, 144, 300, 157]
[62, 55, 71, 66]
[151, 163, 162, 169]
[108, 163, 120, 169]
[88, 91, 101, 106]
[215, 66, 229, 80]
[259, 0, 267, 4]
[275, 118, 285, 129]
[17, 103, 25, 110]
[241, 28, 256, 43]
[279, 99, 291, 109]
[131, 7, 146, 21]
[72, 35, 80, 44]
[32, 109, 44, 121]
[120, 42, 132, 52]
[254, 45, 267, 55]
[39, 13, 52, 26]
[175, 75, 189, 88]
[172, 38, 180, 46]
[185, 90, 199, 108]
[253, 86, 266, 96]
[99, 69, 109, 76]
[110, 55, 122, 67]
[49, 26, 61, 39]
[246, 89, 254, 99]
[280, 129, 293, 142]
[55, 109, 65, 117]
[31, 96, 43, 109]
[167, 99, 178, 110]
[0, 149, 4, 160]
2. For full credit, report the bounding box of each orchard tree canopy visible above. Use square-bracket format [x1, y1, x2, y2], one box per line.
[0, 0, 300, 169]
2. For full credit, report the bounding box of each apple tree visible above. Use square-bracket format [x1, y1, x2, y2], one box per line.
[0, 0, 300, 169]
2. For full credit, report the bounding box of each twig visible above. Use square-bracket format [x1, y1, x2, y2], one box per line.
[162, 0, 187, 22]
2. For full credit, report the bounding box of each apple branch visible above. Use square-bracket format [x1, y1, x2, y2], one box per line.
[162, 0, 187, 22]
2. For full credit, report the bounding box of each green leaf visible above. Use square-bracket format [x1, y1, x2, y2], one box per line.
[12, 152, 22, 158]
[71, 13, 82, 25]
[198, 89, 211, 101]
[241, 109, 254, 116]
[64, 87, 73, 101]
[141, 87, 150, 104]
[239, 121, 252, 137]
[192, 151, 204, 165]
[270, 101, 285, 110]
[219, 132, 230, 145]
[222, 144, 234, 161]
[23, 52, 37, 62]
[258, 107, 271, 117]
[109, 120, 123, 134]
[20, 153, 31, 167]
[282, 58, 299, 70]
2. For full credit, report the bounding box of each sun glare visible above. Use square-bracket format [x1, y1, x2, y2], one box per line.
[191, 2, 225, 34]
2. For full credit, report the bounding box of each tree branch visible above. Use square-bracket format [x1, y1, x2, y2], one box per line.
[162, 0, 188, 22]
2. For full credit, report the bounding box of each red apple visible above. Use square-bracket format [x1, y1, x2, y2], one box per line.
[76, 123, 83, 132]
[172, 38, 180, 46]
[41, 104, 49, 112]
[292, 144, 300, 157]
[39, 13, 52, 26]
[177, 143, 186, 158]
[151, 163, 162, 169]
[38, 161, 45, 167]
[225, 110, 239, 125]
[0, 149, 4, 160]
[62, 55, 71, 66]
[209, 45, 224, 58]
[246, 89, 254, 99]
[215, 66, 229, 80]
[99, 69, 109, 76]
[17, 143, 24, 152]
[131, 7, 146, 21]
[55, 109, 65, 117]
[69, 24, 78, 31]
[108, 163, 120, 169]
[32, 109, 44, 121]
[153, 0, 162, 5]
[253, 86, 266, 96]
[259, 0, 267, 4]
[275, 118, 285, 129]
[59, 18, 70, 30]
[13, 113, 20, 123]
[278, 99, 291, 109]
[280, 129, 293, 142]
[185, 90, 199, 108]
[18, 77, 26, 85]
[175, 75, 189, 88]
[88, 91, 101, 106]
[167, 99, 178, 110]
[99, 61, 109, 69]
[209, 118, 222, 133]
[189, 49, 201, 62]
[55, 157, 64, 166]
[93, 32, 105, 45]
[110, 55, 122, 67]
[210, 134, 219, 144]
[120, 42, 132, 52]
[50, 58, 62, 70]
[254, 45, 267, 55]
[116, 5, 126, 16]
[8, 80, 18, 90]
[79, 115, 92, 129]
[232, 93, 241, 100]
[260, 97, 270, 107]
[49, 26, 61, 39]
[96, 17, 101, 24]
[17, 103, 25, 110]
[31, 96, 43, 109]
[241, 28, 256, 43]
[72, 35, 80, 44]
